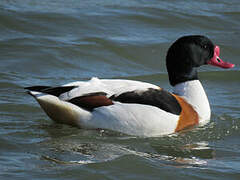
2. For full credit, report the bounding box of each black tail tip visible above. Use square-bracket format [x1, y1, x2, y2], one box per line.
[24, 86, 51, 91]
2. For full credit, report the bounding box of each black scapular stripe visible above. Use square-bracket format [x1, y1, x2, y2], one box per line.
[110, 88, 182, 115]
[25, 86, 77, 97]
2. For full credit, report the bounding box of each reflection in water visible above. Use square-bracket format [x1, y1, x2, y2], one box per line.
[41, 141, 213, 167]
[38, 112, 240, 167]
[39, 127, 216, 167]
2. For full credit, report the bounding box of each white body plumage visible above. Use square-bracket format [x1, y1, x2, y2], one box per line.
[30, 78, 210, 137]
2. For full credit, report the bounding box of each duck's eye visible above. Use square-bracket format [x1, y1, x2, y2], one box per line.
[203, 45, 207, 49]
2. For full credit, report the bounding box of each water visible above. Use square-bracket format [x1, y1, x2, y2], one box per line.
[0, 0, 240, 179]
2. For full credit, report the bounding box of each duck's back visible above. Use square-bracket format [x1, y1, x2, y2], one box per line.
[59, 77, 160, 101]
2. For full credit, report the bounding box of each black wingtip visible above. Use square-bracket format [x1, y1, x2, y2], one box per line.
[24, 86, 51, 91]
[24, 85, 78, 97]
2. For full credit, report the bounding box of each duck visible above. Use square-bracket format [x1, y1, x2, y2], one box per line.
[25, 35, 235, 137]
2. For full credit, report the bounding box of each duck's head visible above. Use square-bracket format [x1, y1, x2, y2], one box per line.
[166, 35, 235, 86]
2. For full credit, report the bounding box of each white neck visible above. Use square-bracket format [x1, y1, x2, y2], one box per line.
[173, 80, 211, 125]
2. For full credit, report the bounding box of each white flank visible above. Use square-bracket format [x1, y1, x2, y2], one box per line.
[31, 92, 179, 137]
[87, 102, 179, 137]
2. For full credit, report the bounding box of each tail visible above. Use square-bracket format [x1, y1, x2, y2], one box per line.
[25, 86, 91, 127]
[24, 86, 76, 97]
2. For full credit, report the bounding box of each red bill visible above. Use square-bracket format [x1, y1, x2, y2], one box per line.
[207, 46, 235, 69]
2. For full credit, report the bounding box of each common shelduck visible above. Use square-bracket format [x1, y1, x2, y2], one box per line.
[25, 35, 235, 137]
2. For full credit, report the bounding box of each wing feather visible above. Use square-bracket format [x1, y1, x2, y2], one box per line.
[111, 88, 182, 115]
